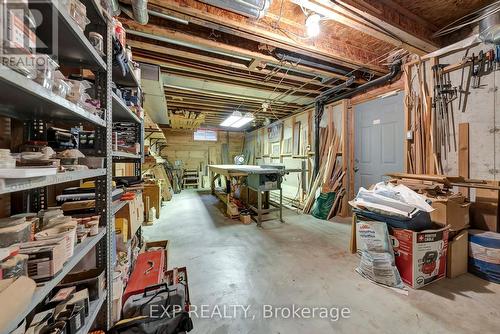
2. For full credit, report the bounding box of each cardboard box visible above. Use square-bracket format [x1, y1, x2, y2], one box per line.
[429, 195, 470, 232]
[60, 269, 105, 301]
[116, 193, 144, 237]
[20, 239, 66, 282]
[391, 226, 449, 289]
[143, 183, 161, 219]
[470, 183, 499, 232]
[447, 230, 468, 278]
[0, 276, 36, 331]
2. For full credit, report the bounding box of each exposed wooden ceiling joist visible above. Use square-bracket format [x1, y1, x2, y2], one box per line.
[132, 51, 339, 90]
[121, 17, 360, 82]
[140, 0, 390, 75]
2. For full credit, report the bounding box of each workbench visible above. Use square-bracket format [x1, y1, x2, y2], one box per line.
[208, 164, 287, 226]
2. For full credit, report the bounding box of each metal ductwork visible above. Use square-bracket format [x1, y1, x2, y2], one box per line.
[131, 0, 149, 25]
[274, 51, 352, 77]
[479, 10, 500, 44]
[313, 60, 402, 178]
[119, 1, 149, 24]
[323, 59, 402, 104]
[199, 0, 271, 19]
[111, 0, 121, 16]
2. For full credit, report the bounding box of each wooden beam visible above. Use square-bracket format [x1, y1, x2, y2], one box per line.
[144, 0, 387, 75]
[131, 42, 338, 89]
[122, 18, 355, 82]
[167, 103, 292, 116]
[379, 0, 439, 31]
[133, 53, 330, 90]
[458, 123, 470, 197]
[248, 58, 261, 71]
[332, 0, 439, 54]
[349, 76, 404, 105]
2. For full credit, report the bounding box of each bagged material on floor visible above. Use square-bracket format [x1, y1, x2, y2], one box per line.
[354, 182, 434, 218]
[311, 192, 336, 220]
[354, 216, 406, 292]
[350, 181, 433, 231]
[468, 229, 500, 283]
[352, 207, 433, 231]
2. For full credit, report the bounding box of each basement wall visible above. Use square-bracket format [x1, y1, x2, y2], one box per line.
[406, 40, 500, 181]
[244, 101, 346, 210]
[160, 129, 245, 187]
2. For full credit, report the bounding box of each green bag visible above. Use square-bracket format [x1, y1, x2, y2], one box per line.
[311, 192, 336, 220]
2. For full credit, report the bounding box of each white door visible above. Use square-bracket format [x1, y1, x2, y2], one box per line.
[354, 92, 405, 192]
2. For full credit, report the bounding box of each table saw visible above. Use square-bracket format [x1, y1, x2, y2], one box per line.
[208, 164, 299, 226]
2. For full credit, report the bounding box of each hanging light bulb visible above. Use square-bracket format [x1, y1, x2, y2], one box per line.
[305, 13, 321, 38]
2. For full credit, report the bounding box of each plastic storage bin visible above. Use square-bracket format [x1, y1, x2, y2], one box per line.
[52, 71, 72, 98]
[33, 55, 59, 91]
[68, 0, 90, 32]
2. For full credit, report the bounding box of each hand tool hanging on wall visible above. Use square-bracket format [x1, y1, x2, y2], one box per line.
[458, 49, 472, 113]
[432, 63, 458, 159]
[471, 51, 483, 89]
[485, 49, 496, 73]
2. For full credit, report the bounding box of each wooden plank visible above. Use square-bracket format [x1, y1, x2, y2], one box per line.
[458, 123, 470, 197]
[348, 102, 355, 206]
[403, 64, 411, 173]
[332, 0, 438, 53]
[340, 100, 349, 217]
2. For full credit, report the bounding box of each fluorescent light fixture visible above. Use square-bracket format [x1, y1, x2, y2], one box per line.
[306, 13, 321, 38]
[220, 111, 255, 128]
[230, 113, 255, 128]
[220, 111, 243, 127]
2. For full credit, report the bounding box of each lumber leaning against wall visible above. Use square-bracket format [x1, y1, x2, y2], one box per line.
[244, 101, 349, 217]
[405, 40, 500, 181]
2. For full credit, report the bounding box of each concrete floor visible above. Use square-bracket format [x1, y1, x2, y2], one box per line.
[143, 190, 500, 334]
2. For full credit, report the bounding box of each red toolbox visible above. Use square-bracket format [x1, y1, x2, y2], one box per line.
[123, 250, 165, 304]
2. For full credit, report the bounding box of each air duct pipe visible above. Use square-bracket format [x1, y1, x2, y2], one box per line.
[131, 0, 149, 25]
[111, 0, 121, 16]
[198, 0, 271, 19]
[312, 59, 402, 177]
[274, 51, 351, 77]
[479, 10, 500, 44]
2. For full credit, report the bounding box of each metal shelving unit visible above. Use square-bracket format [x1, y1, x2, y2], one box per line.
[112, 151, 141, 160]
[0, 169, 106, 195]
[76, 289, 107, 334]
[113, 61, 140, 87]
[4, 228, 106, 333]
[29, 0, 107, 70]
[0, 0, 116, 331]
[112, 199, 128, 215]
[112, 92, 141, 123]
[0, 65, 106, 127]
